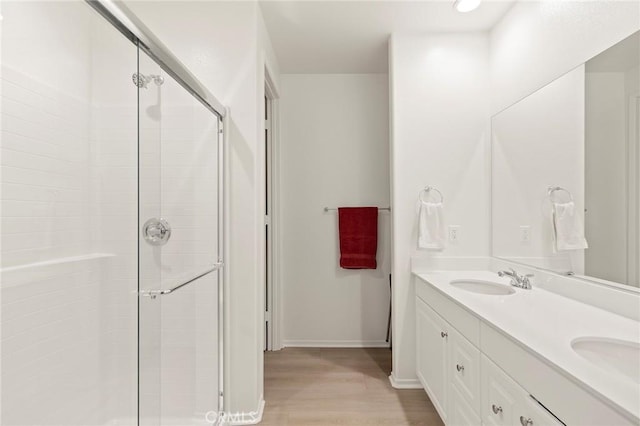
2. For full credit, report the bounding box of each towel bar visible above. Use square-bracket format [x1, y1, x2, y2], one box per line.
[324, 207, 391, 212]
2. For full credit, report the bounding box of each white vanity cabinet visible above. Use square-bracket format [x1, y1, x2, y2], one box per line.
[416, 297, 450, 422]
[451, 384, 482, 426]
[450, 326, 481, 413]
[416, 296, 483, 425]
[481, 354, 562, 426]
[416, 279, 564, 426]
[414, 272, 640, 426]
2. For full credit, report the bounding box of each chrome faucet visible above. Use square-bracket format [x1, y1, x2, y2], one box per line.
[498, 268, 533, 290]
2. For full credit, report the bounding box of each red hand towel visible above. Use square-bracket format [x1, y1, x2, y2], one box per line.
[338, 207, 378, 269]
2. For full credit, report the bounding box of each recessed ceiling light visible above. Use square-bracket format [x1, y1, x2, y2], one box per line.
[454, 0, 482, 13]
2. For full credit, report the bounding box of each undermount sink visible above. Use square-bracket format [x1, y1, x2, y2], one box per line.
[571, 337, 640, 385]
[450, 279, 516, 296]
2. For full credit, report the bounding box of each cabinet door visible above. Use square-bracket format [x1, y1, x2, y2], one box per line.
[416, 298, 449, 422]
[481, 355, 518, 426]
[514, 396, 563, 426]
[451, 385, 481, 426]
[450, 327, 481, 414]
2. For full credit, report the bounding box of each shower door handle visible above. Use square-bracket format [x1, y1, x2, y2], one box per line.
[143, 218, 171, 246]
[139, 263, 223, 299]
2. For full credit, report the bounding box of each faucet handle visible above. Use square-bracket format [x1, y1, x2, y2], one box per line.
[511, 268, 523, 280]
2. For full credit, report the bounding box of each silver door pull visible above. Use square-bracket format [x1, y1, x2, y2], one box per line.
[140, 263, 223, 298]
[520, 416, 533, 426]
[492, 405, 503, 415]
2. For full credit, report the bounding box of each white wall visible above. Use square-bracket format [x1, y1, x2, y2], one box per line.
[124, 0, 280, 415]
[389, 33, 490, 384]
[279, 74, 390, 347]
[492, 66, 585, 274]
[1, 1, 4, 420]
[490, 0, 640, 114]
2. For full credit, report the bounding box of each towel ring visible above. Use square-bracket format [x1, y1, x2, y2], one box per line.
[548, 186, 573, 203]
[419, 186, 444, 203]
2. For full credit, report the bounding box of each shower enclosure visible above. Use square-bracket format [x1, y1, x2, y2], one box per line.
[0, 1, 225, 425]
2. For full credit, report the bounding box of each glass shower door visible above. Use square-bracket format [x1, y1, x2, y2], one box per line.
[137, 49, 221, 426]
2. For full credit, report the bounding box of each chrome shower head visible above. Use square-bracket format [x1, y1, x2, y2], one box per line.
[132, 72, 149, 88]
[132, 73, 164, 89]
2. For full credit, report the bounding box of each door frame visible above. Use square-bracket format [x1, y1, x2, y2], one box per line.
[264, 66, 281, 351]
[627, 93, 640, 286]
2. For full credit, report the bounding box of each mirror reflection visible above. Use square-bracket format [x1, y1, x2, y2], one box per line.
[492, 31, 640, 288]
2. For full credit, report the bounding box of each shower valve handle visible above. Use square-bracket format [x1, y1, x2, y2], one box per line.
[143, 218, 171, 246]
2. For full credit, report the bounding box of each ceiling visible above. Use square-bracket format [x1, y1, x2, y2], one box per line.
[260, 0, 516, 74]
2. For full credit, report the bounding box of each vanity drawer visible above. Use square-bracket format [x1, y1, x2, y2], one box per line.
[481, 354, 518, 426]
[514, 395, 564, 426]
[481, 355, 563, 426]
[450, 327, 481, 414]
[451, 384, 481, 426]
[415, 276, 480, 346]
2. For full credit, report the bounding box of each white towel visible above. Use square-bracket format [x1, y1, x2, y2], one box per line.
[551, 201, 588, 251]
[418, 201, 445, 250]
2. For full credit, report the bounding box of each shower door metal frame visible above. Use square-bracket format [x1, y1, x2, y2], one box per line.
[85, 0, 228, 419]
[85, 0, 226, 120]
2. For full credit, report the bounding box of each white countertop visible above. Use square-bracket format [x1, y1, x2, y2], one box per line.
[414, 270, 640, 422]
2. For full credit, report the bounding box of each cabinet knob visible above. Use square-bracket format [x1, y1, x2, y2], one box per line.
[440, 331, 448, 338]
[456, 364, 464, 372]
[492, 405, 503, 415]
[520, 416, 533, 426]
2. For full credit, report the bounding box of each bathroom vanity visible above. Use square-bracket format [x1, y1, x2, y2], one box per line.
[408, 29, 640, 426]
[414, 271, 640, 426]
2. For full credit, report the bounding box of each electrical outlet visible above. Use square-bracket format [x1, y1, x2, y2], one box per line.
[520, 225, 531, 243]
[449, 225, 460, 243]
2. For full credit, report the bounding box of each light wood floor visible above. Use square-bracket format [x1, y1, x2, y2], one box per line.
[261, 348, 444, 425]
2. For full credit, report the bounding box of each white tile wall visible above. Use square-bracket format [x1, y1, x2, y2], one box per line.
[0, 63, 105, 425]
[1, 2, 138, 425]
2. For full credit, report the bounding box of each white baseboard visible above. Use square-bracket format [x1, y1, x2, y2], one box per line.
[226, 398, 265, 425]
[388, 372, 422, 389]
[282, 340, 390, 348]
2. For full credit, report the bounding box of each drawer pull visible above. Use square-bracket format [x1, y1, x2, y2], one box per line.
[456, 364, 464, 372]
[441, 331, 448, 338]
[492, 404, 503, 415]
[519, 416, 533, 426]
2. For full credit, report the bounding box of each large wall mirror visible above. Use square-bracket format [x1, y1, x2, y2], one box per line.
[492, 30, 640, 289]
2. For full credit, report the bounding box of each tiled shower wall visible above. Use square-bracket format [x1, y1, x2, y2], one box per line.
[1, 2, 138, 425]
